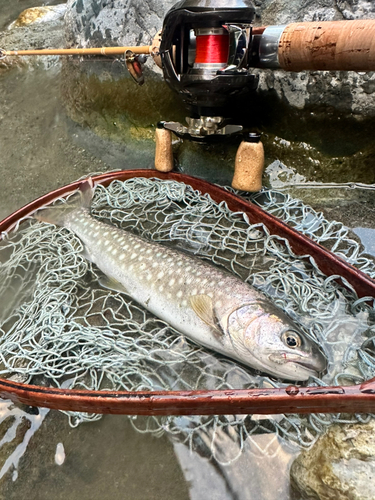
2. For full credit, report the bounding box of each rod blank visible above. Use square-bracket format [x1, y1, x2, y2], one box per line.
[1, 45, 153, 57]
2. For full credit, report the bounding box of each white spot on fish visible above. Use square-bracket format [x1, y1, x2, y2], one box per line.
[152, 262, 158, 268]
[146, 249, 152, 254]
[112, 249, 117, 255]
[157, 272, 164, 279]
[177, 291, 183, 298]
[186, 266, 191, 272]
[131, 253, 137, 260]
[178, 278, 184, 285]
[169, 279, 175, 286]
[119, 254, 125, 260]
[216, 301, 222, 308]
[192, 289, 198, 295]
[156, 252, 162, 257]
[159, 285, 164, 292]
[147, 275, 152, 281]
[104, 241, 109, 246]
[134, 244, 141, 250]
[140, 263, 146, 270]
[182, 300, 188, 306]
[103, 231, 109, 236]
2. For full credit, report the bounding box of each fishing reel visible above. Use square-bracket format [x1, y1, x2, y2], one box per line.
[156, 0, 259, 141]
[151, 0, 266, 190]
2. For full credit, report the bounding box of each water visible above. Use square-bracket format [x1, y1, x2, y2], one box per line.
[1, 3, 375, 500]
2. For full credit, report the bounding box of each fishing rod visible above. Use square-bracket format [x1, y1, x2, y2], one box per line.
[1, 0, 375, 191]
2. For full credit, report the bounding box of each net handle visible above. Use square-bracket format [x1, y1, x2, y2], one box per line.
[0, 375, 374, 415]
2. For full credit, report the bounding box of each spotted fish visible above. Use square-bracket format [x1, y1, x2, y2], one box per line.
[35, 179, 327, 381]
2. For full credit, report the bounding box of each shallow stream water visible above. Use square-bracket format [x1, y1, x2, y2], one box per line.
[1, 2, 375, 500]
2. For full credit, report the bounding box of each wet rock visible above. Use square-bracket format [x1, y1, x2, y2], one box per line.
[8, 5, 66, 29]
[0, 4, 66, 73]
[290, 420, 375, 500]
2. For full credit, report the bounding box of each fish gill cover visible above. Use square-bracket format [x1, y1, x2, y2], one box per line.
[0, 177, 375, 464]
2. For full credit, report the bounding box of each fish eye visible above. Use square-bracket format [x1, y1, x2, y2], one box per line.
[282, 331, 302, 349]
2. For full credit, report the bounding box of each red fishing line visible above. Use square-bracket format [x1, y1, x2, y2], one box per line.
[195, 33, 229, 64]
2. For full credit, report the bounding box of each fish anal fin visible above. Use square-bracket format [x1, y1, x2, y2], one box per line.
[99, 276, 128, 294]
[189, 295, 222, 336]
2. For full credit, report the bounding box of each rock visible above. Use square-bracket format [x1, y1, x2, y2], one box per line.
[290, 420, 375, 500]
[64, 0, 176, 54]
[0, 4, 66, 73]
[8, 5, 66, 29]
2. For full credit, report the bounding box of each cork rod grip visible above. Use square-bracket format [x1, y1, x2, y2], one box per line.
[278, 19, 375, 72]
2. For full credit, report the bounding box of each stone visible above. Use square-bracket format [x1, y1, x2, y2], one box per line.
[8, 5, 66, 29]
[290, 420, 375, 500]
[0, 4, 66, 73]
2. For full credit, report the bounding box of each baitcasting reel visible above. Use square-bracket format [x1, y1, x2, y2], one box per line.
[153, 0, 267, 190]
[157, 0, 259, 141]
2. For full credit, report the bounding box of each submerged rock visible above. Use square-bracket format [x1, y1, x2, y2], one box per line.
[290, 420, 375, 500]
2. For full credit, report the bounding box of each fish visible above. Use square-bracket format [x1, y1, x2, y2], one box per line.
[35, 179, 327, 381]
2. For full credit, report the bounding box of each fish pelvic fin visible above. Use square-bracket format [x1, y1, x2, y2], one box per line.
[34, 178, 95, 227]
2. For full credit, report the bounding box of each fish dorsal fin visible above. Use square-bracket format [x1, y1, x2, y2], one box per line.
[190, 295, 218, 330]
[99, 276, 128, 294]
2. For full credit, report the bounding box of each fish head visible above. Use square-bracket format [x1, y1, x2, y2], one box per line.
[225, 301, 327, 381]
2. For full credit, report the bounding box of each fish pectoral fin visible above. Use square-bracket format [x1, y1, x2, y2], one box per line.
[189, 295, 221, 334]
[99, 276, 128, 294]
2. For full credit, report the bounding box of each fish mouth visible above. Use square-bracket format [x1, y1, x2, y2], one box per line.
[269, 352, 327, 376]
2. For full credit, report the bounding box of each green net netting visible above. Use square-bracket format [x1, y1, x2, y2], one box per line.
[1, 176, 375, 464]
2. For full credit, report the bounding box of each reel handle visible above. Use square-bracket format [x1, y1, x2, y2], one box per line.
[232, 134, 264, 192]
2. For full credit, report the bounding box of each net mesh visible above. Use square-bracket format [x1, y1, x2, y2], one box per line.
[1, 176, 375, 464]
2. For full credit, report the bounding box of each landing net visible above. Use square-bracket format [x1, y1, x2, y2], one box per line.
[0, 177, 375, 464]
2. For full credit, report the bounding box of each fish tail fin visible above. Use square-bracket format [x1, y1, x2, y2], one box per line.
[35, 178, 95, 226]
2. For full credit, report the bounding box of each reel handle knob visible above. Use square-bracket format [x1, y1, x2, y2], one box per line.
[232, 134, 264, 192]
[154, 123, 174, 172]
